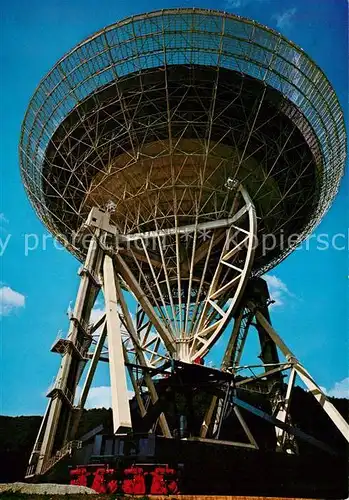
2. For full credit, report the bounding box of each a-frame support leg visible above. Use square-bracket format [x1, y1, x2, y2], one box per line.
[255, 309, 349, 443]
[28, 231, 102, 476]
[200, 304, 252, 439]
[199, 276, 349, 452]
[70, 321, 108, 439]
[103, 254, 132, 433]
[275, 367, 296, 451]
[114, 274, 172, 438]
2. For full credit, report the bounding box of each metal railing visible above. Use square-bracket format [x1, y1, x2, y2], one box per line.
[51, 334, 87, 359]
[47, 379, 74, 404]
[25, 464, 36, 477]
[41, 440, 82, 475]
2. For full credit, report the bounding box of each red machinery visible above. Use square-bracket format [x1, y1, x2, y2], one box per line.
[69, 467, 90, 487]
[150, 466, 179, 494]
[122, 466, 146, 494]
[69, 463, 179, 494]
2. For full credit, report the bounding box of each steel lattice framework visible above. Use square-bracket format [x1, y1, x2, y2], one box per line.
[21, 9, 349, 481]
[20, 8, 346, 275]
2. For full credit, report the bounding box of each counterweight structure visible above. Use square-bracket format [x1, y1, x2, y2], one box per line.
[20, 9, 348, 478]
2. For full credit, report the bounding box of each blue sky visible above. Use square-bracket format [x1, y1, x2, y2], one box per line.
[0, 0, 348, 415]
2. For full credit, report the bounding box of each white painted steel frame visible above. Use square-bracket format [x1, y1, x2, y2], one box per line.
[103, 254, 132, 432]
[254, 310, 349, 443]
[200, 301, 349, 450]
[189, 187, 257, 360]
[28, 231, 103, 475]
[21, 8, 348, 478]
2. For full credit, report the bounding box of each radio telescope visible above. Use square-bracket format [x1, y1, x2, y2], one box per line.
[20, 8, 348, 479]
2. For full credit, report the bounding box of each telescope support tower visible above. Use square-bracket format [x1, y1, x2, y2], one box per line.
[26, 206, 349, 479]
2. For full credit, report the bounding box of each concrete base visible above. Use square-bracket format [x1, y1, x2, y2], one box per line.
[0, 482, 96, 495]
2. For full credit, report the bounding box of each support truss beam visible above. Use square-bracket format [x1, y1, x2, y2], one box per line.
[115, 253, 176, 355]
[103, 254, 132, 433]
[115, 275, 172, 438]
[254, 309, 349, 443]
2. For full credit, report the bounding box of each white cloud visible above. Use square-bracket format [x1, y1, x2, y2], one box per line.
[322, 378, 349, 399]
[0, 286, 25, 316]
[0, 213, 8, 224]
[86, 386, 112, 409]
[225, 0, 244, 7]
[264, 274, 293, 308]
[273, 7, 297, 30]
[85, 299, 106, 335]
[75, 386, 135, 409]
[225, 0, 268, 8]
[264, 275, 289, 293]
[89, 301, 134, 332]
[90, 306, 105, 325]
